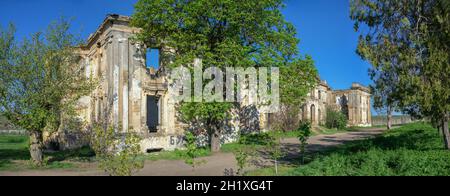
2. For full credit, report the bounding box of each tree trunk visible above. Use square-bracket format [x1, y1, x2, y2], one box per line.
[29, 130, 44, 165]
[437, 124, 442, 135]
[442, 113, 450, 150]
[387, 106, 392, 130]
[210, 126, 221, 153]
[275, 159, 278, 174]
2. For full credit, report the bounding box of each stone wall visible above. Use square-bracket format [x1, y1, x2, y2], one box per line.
[298, 82, 372, 128]
[372, 115, 413, 126]
[0, 130, 26, 135]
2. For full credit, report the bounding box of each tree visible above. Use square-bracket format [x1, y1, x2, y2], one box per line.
[91, 123, 145, 176]
[274, 57, 318, 131]
[182, 131, 206, 171]
[351, 0, 450, 149]
[267, 131, 285, 175]
[233, 145, 255, 176]
[179, 102, 232, 152]
[369, 66, 399, 130]
[297, 121, 311, 165]
[0, 19, 94, 165]
[131, 0, 317, 152]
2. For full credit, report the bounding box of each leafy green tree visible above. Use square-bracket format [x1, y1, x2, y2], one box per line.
[274, 57, 318, 132]
[280, 57, 318, 106]
[182, 131, 205, 171]
[297, 121, 311, 164]
[179, 102, 232, 152]
[233, 145, 256, 176]
[0, 19, 94, 165]
[267, 131, 285, 175]
[351, 0, 450, 149]
[91, 123, 144, 176]
[369, 66, 400, 130]
[131, 0, 317, 152]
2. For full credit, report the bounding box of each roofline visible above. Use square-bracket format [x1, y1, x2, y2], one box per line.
[83, 14, 132, 49]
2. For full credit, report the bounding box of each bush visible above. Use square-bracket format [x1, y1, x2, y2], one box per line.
[297, 121, 312, 164]
[182, 131, 207, 170]
[234, 146, 256, 176]
[91, 124, 144, 176]
[239, 132, 274, 146]
[325, 107, 348, 129]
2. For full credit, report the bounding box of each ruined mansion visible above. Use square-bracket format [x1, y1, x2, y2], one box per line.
[52, 15, 372, 152]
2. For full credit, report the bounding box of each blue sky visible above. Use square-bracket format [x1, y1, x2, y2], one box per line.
[0, 0, 374, 109]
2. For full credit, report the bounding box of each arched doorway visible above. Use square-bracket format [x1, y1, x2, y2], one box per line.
[310, 104, 316, 124]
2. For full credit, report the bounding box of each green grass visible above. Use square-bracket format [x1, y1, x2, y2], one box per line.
[143, 148, 211, 161]
[0, 134, 29, 150]
[221, 142, 265, 153]
[271, 125, 380, 138]
[0, 134, 95, 171]
[247, 123, 450, 176]
[273, 131, 299, 138]
[314, 128, 347, 136]
[245, 165, 295, 176]
[220, 128, 360, 154]
[316, 125, 381, 135]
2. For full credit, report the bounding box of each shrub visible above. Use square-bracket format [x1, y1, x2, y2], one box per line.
[182, 131, 206, 170]
[297, 121, 312, 164]
[325, 107, 348, 129]
[266, 131, 286, 174]
[269, 105, 301, 131]
[234, 146, 256, 176]
[91, 124, 144, 176]
[239, 132, 274, 146]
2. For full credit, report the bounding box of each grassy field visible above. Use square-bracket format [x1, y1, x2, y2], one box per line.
[247, 123, 450, 176]
[0, 133, 214, 171]
[0, 134, 96, 171]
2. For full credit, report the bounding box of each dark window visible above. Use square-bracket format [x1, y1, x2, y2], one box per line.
[146, 96, 160, 133]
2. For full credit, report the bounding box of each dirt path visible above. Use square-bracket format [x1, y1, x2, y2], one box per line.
[0, 127, 387, 176]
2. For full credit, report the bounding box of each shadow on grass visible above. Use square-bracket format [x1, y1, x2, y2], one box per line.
[0, 148, 31, 170]
[46, 146, 96, 162]
[0, 137, 95, 171]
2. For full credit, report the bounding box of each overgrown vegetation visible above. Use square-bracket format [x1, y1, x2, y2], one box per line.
[91, 124, 144, 176]
[297, 121, 312, 164]
[249, 123, 450, 176]
[325, 107, 348, 130]
[182, 131, 207, 170]
[266, 131, 286, 175]
[233, 145, 256, 176]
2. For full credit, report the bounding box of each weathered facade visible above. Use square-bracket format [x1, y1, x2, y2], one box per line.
[299, 81, 372, 127]
[52, 15, 371, 152]
[75, 15, 187, 151]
